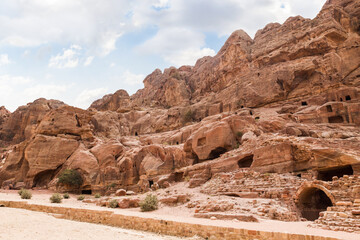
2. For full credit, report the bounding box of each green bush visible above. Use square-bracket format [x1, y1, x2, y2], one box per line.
[20, 189, 32, 199]
[236, 131, 243, 138]
[77, 195, 85, 201]
[58, 169, 83, 187]
[140, 194, 158, 212]
[63, 193, 70, 199]
[108, 199, 118, 208]
[94, 193, 101, 198]
[50, 193, 62, 203]
[18, 188, 25, 196]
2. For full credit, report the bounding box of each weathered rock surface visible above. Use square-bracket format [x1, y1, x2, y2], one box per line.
[0, 0, 359, 203]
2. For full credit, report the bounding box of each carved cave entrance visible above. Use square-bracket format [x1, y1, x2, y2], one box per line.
[317, 165, 353, 181]
[207, 147, 227, 160]
[297, 187, 333, 221]
[238, 155, 254, 168]
[81, 189, 92, 195]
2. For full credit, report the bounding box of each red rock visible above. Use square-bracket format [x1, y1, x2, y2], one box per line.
[115, 189, 126, 196]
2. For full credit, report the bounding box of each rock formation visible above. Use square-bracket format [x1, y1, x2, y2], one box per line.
[0, 0, 359, 229]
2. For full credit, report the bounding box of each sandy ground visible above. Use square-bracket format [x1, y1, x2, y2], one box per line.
[0, 189, 359, 240]
[0, 207, 196, 240]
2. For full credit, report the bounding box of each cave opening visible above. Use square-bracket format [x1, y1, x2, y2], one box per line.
[148, 180, 154, 188]
[32, 169, 56, 188]
[317, 165, 353, 181]
[174, 172, 184, 182]
[345, 95, 351, 101]
[328, 115, 344, 123]
[301, 101, 308, 106]
[238, 155, 254, 168]
[207, 147, 227, 160]
[297, 187, 333, 221]
[81, 189, 92, 195]
[135, 132, 138, 136]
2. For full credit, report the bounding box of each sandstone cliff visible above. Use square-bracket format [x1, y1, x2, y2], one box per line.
[0, 0, 359, 195]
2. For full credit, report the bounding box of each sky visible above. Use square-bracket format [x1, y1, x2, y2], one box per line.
[0, 0, 326, 112]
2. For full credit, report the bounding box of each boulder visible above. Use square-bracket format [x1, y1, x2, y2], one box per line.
[115, 189, 126, 196]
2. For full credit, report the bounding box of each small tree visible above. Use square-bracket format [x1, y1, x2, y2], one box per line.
[58, 169, 83, 188]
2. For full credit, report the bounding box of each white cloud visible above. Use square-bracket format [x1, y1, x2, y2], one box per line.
[153, 0, 169, 8]
[0, 74, 32, 84]
[0, 54, 11, 66]
[0, 74, 33, 111]
[75, 88, 108, 109]
[110, 63, 116, 68]
[137, 27, 216, 66]
[122, 71, 145, 86]
[24, 83, 71, 100]
[84, 56, 94, 66]
[132, 0, 325, 38]
[96, 31, 123, 57]
[0, 0, 130, 56]
[165, 48, 216, 66]
[49, 45, 81, 69]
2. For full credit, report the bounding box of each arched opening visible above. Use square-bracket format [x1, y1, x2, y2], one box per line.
[317, 165, 353, 181]
[207, 147, 227, 160]
[345, 95, 351, 101]
[32, 169, 56, 188]
[301, 101, 308, 106]
[81, 189, 92, 195]
[135, 132, 138, 136]
[297, 187, 333, 221]
[340, 97, 343, 102]
[238, 155, 254, 168]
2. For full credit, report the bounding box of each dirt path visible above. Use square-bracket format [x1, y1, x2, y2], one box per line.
[0, 207, 195, 240]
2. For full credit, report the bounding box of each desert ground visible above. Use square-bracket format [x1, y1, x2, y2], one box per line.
[0, 188, 359, 240]
[0, 207, 197, 240]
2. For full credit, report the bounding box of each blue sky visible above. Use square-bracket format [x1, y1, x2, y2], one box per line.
[0, 0, 326, 112]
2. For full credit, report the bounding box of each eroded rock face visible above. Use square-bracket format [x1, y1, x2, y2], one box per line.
[0, 99, 65, 146]
[25, 135, 79, 187]
[90, 90, 131, 112]
[36, 105, 94, 141]
[0, 0, 359, 194]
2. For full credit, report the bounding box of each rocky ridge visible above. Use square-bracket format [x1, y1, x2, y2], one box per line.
[0, 0, 359, 231]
